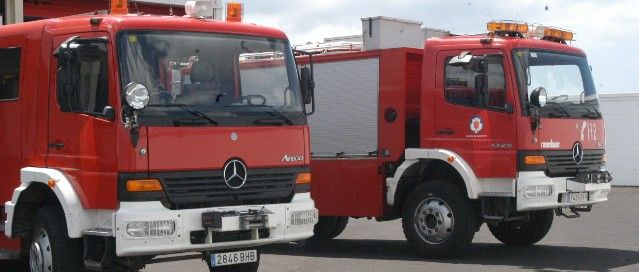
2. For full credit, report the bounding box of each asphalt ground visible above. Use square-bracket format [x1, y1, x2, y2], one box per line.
[2, 187, 637, 272]
[142, 187, 639, 272]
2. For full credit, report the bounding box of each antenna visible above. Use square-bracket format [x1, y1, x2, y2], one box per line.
[133, 0, 140, 14]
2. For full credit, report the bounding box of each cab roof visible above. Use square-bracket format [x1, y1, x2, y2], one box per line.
[426, 34, 586, 57]
[0, 14, 289, 40]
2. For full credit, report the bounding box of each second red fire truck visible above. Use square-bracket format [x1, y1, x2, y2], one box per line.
[300, 17, 612, 257]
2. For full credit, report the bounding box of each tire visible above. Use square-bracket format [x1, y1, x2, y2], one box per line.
[402, 181, 477, 258]
[488, 210, 554, 246]
[28, 205, 84, 272]
[207, 250, 260, 272]
[307, 216, 349, 243]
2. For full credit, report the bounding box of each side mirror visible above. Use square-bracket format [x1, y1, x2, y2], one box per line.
[530, 87, 547, 108]
[300, 66, 314, 105]
[101, 106, 116, 121]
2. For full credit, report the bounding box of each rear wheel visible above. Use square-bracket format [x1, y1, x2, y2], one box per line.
[488, 210, 554, 246]
[206, 250, 260, 272]
[28, 206, 84, 272]
[308, 216, 349, 243]
[402, 181, 477, 258]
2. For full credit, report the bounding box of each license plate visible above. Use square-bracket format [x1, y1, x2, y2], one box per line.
[568, 192, 589, 203]
[211, 250, 257, 267]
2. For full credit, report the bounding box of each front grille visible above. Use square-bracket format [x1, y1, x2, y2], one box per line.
[545, 149, 605, 177]
[155, 167, 303, 210]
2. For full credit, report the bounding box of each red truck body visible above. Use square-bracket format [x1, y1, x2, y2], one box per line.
[0, 13, 317, 270]
[300, 20, 610, 256]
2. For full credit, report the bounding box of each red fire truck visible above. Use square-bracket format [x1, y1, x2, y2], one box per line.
[301, 18, 612, 257]
[0, 1, 318, 271]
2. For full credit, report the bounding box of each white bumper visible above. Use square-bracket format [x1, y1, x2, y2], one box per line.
[114, 193, 317, 257]
[516, 171, 611, 211]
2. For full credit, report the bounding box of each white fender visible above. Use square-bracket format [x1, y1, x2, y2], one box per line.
[4, 167, 94, 238]
[385, 148, 481, 206]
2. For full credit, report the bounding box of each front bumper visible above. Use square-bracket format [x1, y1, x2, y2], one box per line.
[114, 193, 317, 257]
[516, 171, 611, 212]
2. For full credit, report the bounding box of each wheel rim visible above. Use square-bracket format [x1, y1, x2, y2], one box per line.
[29, 228, 53, 272]
[413, 197, 454, 244]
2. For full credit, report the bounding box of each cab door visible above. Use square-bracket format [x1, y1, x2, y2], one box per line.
[46, 33, 119, 209]
[432, 49, 517, 179]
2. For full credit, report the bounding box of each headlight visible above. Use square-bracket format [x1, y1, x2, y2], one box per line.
[126, 220, 176, 238]
[125, 83, 150, 110]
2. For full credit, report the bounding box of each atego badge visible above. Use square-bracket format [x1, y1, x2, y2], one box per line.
[223, 159, 248, 189]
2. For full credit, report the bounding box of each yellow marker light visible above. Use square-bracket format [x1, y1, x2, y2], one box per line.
[543, 27, 574, 41]
[126, 179, 163, 192]
[226, 2, 243, 22]
[47, 179, 57, 188]
[524, 155, 547, 165]
[487, 21, 529, 33]
[111, 0, 129, 15]
[295, 173, 312, 184]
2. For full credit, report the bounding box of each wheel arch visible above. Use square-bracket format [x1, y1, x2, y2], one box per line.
[386, 148, 481, 209]
[5, 167, 89, 239]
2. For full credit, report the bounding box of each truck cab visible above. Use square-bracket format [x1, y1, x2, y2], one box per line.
[1, 3, 318, 271]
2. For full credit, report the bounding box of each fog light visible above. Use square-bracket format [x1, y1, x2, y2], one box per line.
[126, 220, 176, 237]
[290, 209, 318, 226]
[524, 185, 554, 198]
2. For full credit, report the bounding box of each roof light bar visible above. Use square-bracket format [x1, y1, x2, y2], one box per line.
[487, 21, 529, 34]
[543, 27, 574, 42]
[110, 0, 128, 15]
[487, 20, 576, 43]
[226, 2, 244, 22]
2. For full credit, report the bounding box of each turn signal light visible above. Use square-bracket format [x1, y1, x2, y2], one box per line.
[524, 155, 547, 165]
[487, 21, 529, 33]
[295, 173, 311, 184]
[126, 179, 163, 192]
[226, 2, 243, 22]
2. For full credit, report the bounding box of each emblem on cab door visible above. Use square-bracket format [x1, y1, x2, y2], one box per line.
[470, 115, 484, 134]
[572, 142, 584, 165]
[223, 160, 247, 189]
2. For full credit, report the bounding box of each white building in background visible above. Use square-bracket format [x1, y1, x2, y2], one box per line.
[599, 93, 639, 186]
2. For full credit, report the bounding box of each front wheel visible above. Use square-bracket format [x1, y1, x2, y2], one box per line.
[28, 206, 84, 272]
[488, 210, 554, 246]
[206, 250, 260, 272]
[402, 181, 477, 258]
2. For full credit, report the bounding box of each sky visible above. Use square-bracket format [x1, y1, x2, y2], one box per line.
[149, 0, 638, 93]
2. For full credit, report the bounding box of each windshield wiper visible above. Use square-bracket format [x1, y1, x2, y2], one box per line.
[147, 104, 218, 126]
[225, 104, 295, 126]
[544, 102, 572, 118]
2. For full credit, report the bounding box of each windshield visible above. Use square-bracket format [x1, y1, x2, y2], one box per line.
[513, 49, 601, 119]
[118, 31, 305, 126]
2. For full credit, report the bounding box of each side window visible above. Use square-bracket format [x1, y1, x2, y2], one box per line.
[445, 55, 507, 110]
[57, 42, 109, 115]
[0, 47, 21, 101]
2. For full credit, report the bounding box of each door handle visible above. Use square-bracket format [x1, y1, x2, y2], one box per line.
[436, 128, 455, 135]
[48, 143, 65, 149]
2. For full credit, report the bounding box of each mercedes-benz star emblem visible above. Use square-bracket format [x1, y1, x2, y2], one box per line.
[572, 142, 584, 165]
[223, 160, 247, 189]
